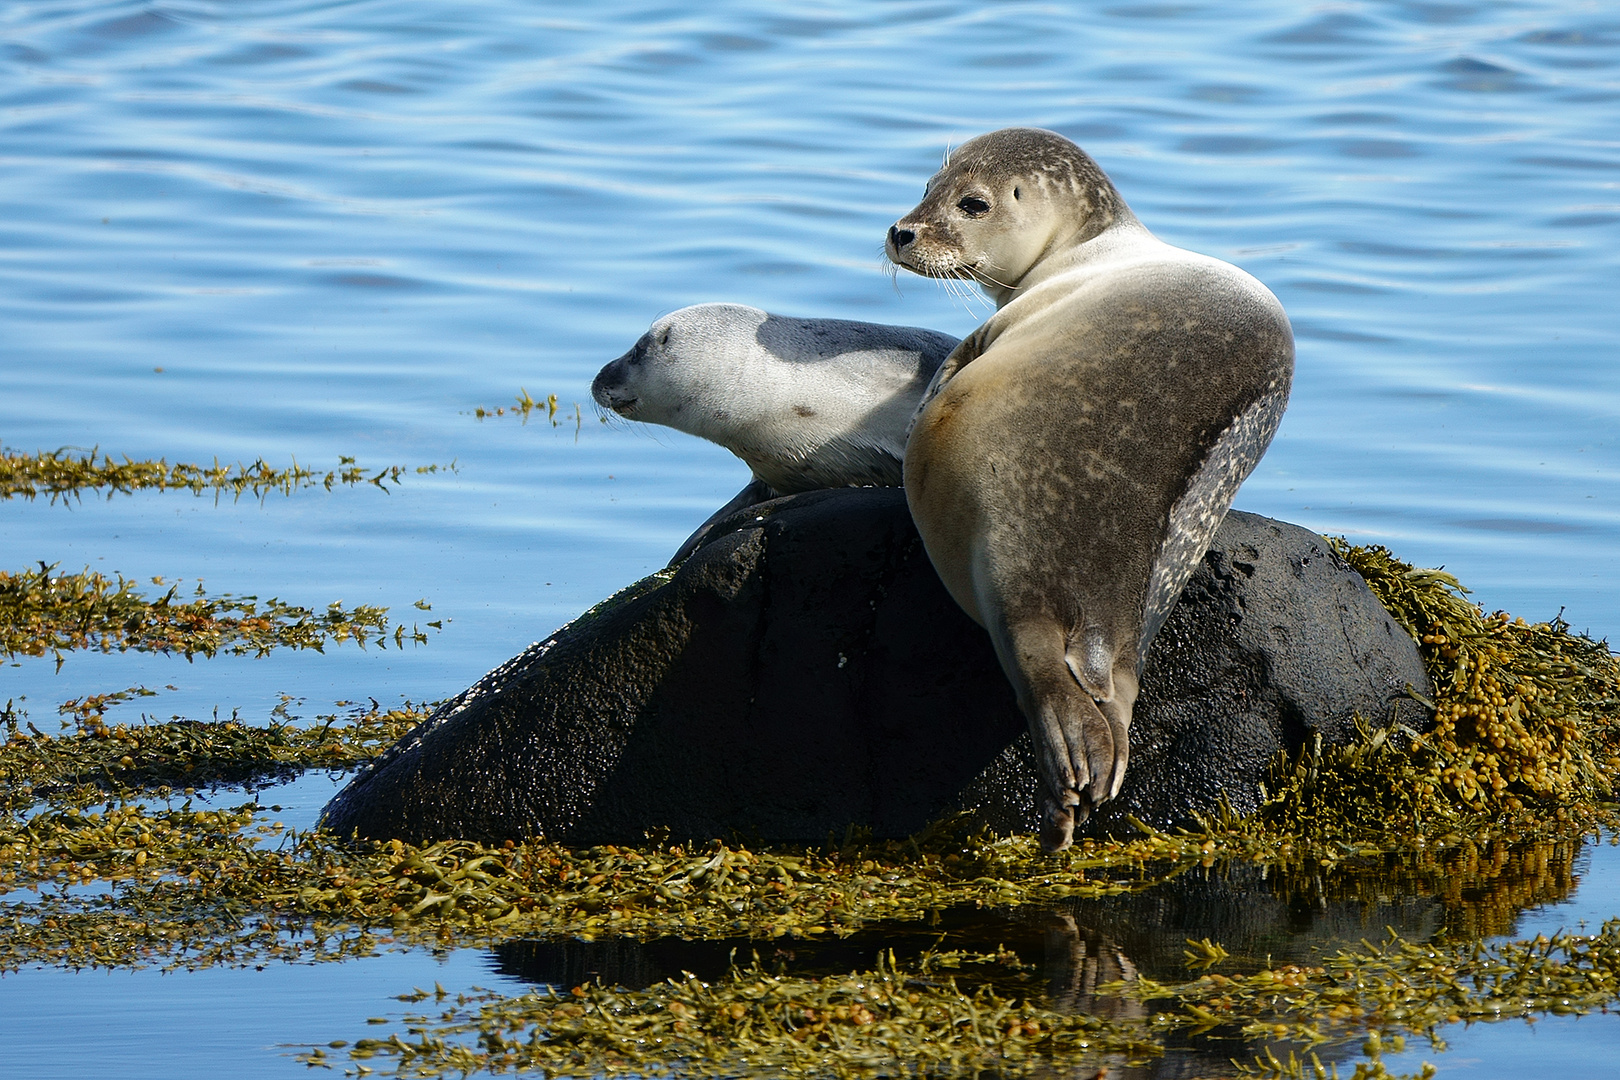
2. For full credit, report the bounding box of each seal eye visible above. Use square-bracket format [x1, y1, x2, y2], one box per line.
[957, 196, 990, 217]
[659, 329, 670, 347]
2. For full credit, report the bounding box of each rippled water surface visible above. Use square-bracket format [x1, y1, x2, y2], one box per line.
[3, 0, 1619, 1076]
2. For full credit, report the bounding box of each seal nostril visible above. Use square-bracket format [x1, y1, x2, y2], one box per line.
[890, 226, 915, 248]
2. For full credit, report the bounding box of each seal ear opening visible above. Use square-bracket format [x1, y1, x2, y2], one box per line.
[1013, 186, 1021, 200]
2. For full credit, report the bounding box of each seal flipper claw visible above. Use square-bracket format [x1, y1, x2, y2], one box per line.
[1040, 795, 1076, 853]
[1099, 667, 1137, 802]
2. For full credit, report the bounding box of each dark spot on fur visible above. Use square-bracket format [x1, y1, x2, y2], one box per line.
[793, 405, 816, 417]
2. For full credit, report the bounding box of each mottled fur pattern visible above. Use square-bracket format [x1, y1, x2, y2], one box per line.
[888, 128, 1294, 851]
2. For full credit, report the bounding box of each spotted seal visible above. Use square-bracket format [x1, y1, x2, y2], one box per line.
[593, 302, 958, 560]
[887, 127, 1294, 850]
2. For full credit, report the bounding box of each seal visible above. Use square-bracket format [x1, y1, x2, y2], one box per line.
[887, 127, 1294, 851]
[593, 302, 959, 560]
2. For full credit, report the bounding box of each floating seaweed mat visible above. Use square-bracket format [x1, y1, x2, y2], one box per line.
[300, 948, 1158, 1079]
[0, 801, 1245, 973]
[1124, 921, 1620, 1080]
[0, 564, 437, 664]
[1, 699, 431, 804]
[297, 920, 1620, 1080]
[0, 446, 447, 503]
[0, 786, 1604, 978]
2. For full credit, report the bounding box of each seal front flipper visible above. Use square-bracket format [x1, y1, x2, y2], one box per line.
[905, 326, 988, 441]
[1138, 384, 1292, 660]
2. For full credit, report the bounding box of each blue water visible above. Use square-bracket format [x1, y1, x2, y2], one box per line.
[2, 0, 1619, 1075]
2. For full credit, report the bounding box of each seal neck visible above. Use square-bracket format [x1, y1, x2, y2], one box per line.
[991, 213, 1148, 308]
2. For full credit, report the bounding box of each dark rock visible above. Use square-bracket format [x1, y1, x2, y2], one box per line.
[322, 489, 1431, 845]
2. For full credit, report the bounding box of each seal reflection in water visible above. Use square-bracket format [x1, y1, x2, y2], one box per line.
[593, 303, 958, 561]
[888, 128, 1294, 851]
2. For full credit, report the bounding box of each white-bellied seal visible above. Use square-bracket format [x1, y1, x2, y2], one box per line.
[887, 127, 1294, 851]
[593, 302, 959, 560]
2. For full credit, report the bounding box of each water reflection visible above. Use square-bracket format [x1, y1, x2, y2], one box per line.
[487, 833, 1587, 1073]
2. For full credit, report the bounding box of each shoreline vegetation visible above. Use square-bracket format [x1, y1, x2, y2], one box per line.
[3, 442, 1619, 1079]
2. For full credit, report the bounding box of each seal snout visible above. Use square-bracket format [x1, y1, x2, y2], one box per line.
[590, 353, 639, 416]
[885, 223, 920, 269]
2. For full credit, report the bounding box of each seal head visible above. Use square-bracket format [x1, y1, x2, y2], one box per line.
[887, 128, 1130, 307]
[593, 303, 958, 561]
[889, 128, 1294, 851]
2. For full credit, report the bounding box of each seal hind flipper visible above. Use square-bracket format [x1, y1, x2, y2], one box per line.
[988, 613, 1138, 850]
[1138, 385, 1291, 662]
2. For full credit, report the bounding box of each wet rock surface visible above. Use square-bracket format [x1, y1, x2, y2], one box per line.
[323, 489, 1431, 844]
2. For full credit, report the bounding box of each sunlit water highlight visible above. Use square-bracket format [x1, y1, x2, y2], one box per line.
[3, 0, 1619, 1075]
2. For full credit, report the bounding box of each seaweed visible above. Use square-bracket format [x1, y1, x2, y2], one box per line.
[471, 388, 602, 431]
[6, 509, 1620, 1079]
[0, 563, 437, 665]
[299, 949, 1158, 1078]
[471, 388, 555, 423]
[299, 918, 1620, 1078]
[1, 697, 430, 805]
[0, 446, 449, 504]
[1255, 541, 1620, 843]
